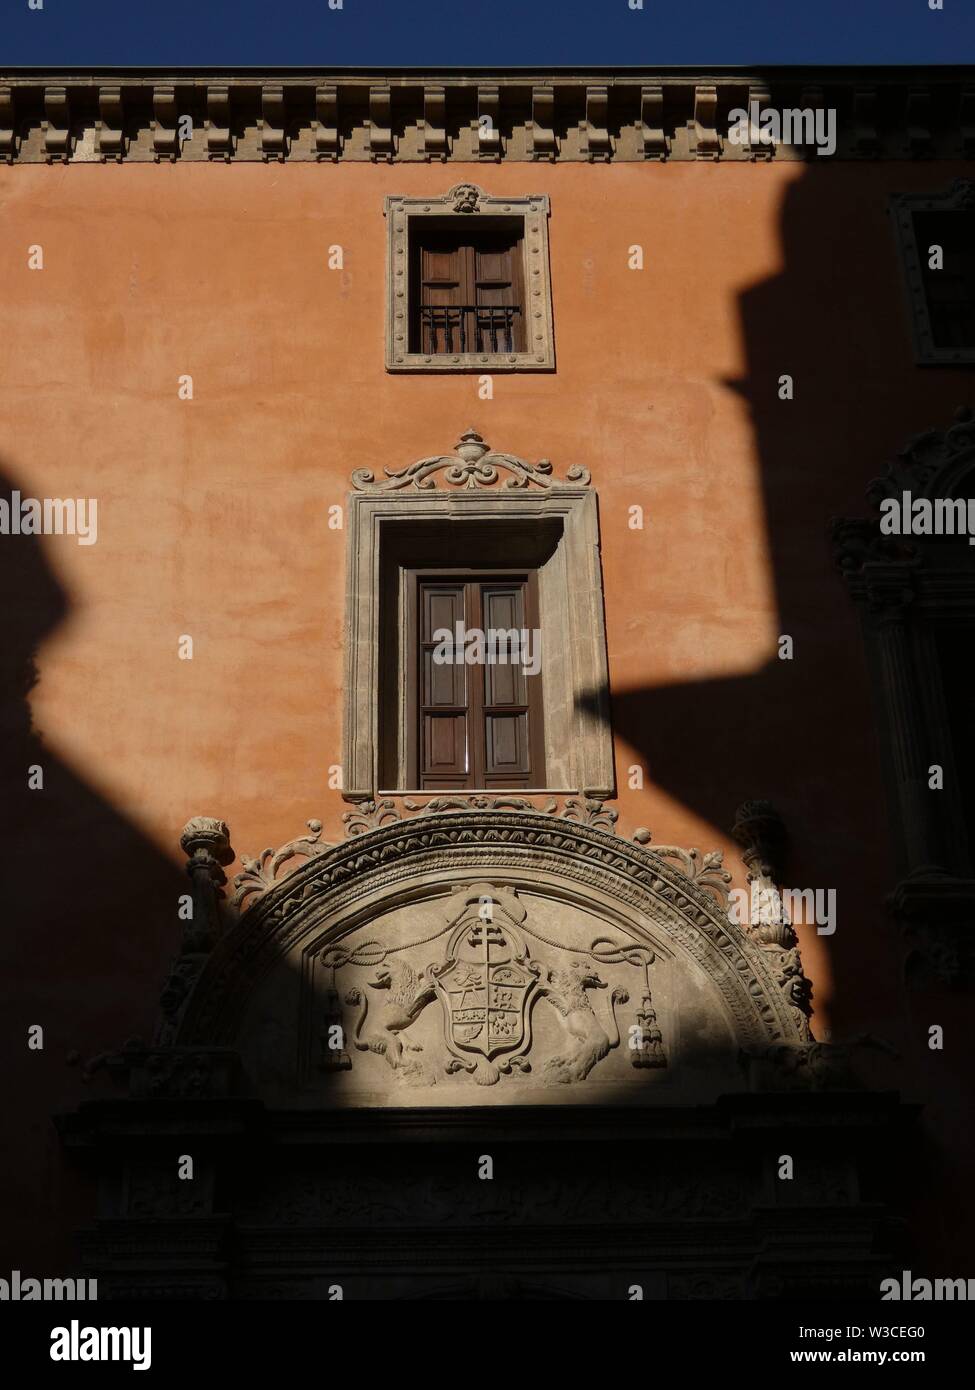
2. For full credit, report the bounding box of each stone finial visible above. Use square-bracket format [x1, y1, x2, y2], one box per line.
[180, 816, 232, 872]
[732, 800, 793, 947]
[179, 817, 233, 952]
[732, 799, 787, 884]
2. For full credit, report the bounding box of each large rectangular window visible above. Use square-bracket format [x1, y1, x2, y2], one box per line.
[344, 485, 613, 802]
[407, 569, 544, 790]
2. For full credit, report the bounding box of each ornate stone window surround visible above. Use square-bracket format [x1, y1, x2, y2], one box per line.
[832, 407, 975, 982]
[342, 433, 612, 802]
[384, 184, 556, 372]
[890, 180, 975, 366]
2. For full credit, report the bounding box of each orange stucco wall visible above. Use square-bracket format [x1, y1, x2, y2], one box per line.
[1, 158, 972, 1266]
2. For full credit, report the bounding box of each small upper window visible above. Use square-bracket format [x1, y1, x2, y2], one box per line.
[413, 225, 526, 357]
[891, 181, 975, 364]
[912, 208, 975, 353]
[385, 184, 554, 372]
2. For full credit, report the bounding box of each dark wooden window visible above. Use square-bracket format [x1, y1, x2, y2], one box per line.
[914, 210, 975, 350]
[410, 223, 525, 355]
[406, 569, 544, 790]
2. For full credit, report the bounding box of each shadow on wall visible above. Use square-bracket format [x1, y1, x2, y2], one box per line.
[582, 158, 975, 1265]
[3, 155, 973, 1287]
[0, 456, 186, 1270]
[587, 162, 975, 1023]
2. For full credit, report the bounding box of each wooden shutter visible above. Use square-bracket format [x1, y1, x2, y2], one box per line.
[472, 234, 525, 353]
[417, 232, 466, 354]
[416, 580, 470, 789]
[414, 226, 525, 355]
[409, 570, 544, 790]
[478, 581, 534, 785]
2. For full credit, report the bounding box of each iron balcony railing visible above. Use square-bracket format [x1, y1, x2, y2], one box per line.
[420, 304, 522, 355]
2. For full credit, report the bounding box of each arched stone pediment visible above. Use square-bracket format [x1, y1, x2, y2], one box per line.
[176, 808, 811, 1105]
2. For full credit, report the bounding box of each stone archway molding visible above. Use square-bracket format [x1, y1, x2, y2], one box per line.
[172, 800, 814, 1056]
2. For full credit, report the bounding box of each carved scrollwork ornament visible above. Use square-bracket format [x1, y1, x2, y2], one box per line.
[351, 429, 591, 492]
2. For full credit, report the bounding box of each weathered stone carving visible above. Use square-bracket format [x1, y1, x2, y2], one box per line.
[168, 802, 812, 1079]
[351, 428, 590, 492]
[538, 960, 628, 1084]
[562, 796, 618, 830]
[346, 956, 438, 1084]
[231, 818, 330, 912]
[153, 818, 235, 1046]
[403, 794, 558, 816]
[451, 181, 480, 212]
[592, 939, 667, 1068]
[341, 799, 402, 836]
[312, 883, 673, 1088]
[868, 403, 975, 508]
[833, 409, 975, 983]
[648, 844, 732, 910]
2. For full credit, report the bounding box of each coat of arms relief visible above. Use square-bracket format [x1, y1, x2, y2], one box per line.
[318, 883, 667, 1087]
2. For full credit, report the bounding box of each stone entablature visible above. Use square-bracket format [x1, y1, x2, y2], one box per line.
[2, 70, 974, 164]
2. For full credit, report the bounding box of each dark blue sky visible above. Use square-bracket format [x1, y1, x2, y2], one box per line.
[1, 0, 973, 68]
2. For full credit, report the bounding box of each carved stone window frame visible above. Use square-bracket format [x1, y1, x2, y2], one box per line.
[890, 180, 975, 366]
[384, 184, 555, 373]
[832, 407, 975, 983]
[342, 433, 612, 802]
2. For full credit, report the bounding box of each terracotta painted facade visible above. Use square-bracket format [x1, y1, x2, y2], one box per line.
[1, 74, 973, 1286]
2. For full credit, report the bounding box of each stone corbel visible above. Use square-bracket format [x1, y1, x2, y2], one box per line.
[369, 86, 394, 160]
[261, 83, 288, 160]
[960, 91, 975, 159]
[854, 88, 879, 156]
[796, 87, 825, 159]
[691, 84, 720, 159]
[745, 85, 774, 159]
[906, 89, 932, 159]
[152, 85, 180, 160]
[477, 84, 501, 158]
[97, 85, 125, 161]
[206, 85, 234, 160]
[583, 85, 612, 161]
[315, 84, 340, 160]
[530, 87, 557, 160]
[0, 86, 16, 162]
[640, 85, 668, 160]
[44, 86, 72, 161]
[423, 84, 448, 159]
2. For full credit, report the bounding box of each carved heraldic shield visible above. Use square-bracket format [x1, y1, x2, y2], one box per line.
[430, 886, 541, 1084]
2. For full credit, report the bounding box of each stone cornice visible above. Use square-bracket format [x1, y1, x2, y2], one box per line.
[1, 69, 974, 163]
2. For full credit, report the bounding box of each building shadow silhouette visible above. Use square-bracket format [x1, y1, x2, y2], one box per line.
[0, 455, 186, 1271]
[582, 156, 975, 1270]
